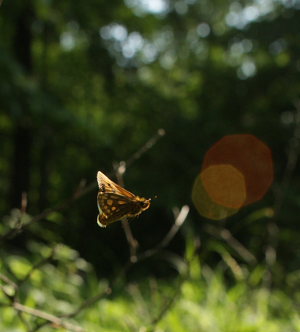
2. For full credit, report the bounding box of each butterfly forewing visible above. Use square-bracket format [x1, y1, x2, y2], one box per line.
[96, 171, 151, 227]
[97, 171, 135, 198]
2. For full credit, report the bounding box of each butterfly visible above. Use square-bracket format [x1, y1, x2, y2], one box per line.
[96, 171, 151, 227]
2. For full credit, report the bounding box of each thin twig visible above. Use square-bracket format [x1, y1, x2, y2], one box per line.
[111, 205, 189, 288]
[122, 218, 139, 263]
[0, 284, 11, 298]
[0, 254, 21, 286]
[125, 128, 165, 168]
[21, 192, 28, 214]
[221, 252, 244, 280]
[137, 205, 189, 262]
[204, 225, 256, 264]
[62, 287, 112, 319]
[0, 273, 18, 290]
[114, 161, 139, 262]
[13, 302, 85, 332]
[0, 181, 94, 241]
[1, 270, 35, 330]
[32, 287, 112, 332]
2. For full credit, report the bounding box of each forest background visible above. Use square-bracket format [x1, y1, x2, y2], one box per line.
[0, 0, 300, 331]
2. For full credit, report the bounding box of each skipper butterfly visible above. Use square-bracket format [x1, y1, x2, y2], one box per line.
[96, 171, 151, 227]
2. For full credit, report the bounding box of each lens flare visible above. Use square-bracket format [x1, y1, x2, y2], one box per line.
[192, 134, 274, 220]
[192, 165, 246, 220]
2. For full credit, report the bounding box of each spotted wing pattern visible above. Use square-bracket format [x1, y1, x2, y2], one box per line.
[96, 171, 151, 228]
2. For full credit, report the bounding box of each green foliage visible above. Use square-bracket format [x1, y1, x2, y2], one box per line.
[1, 239, 299, 331]
[1, 0, 300, 272]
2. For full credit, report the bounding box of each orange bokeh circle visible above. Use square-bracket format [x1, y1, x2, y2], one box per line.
[202, 134, 274, 206]
[191, 169, 241, 221]
[201, 164, 246, 210]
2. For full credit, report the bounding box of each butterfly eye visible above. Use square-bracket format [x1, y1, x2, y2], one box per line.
[140, 201, 149, 209]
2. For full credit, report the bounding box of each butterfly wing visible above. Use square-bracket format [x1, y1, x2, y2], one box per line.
[96, 171, 150, 228]
[97, 171, 136, 198]
[97, 192, 142, 227]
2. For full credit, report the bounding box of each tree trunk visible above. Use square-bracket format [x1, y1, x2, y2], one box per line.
[9, 0, 34, 209]
[10, 126, 32, 208]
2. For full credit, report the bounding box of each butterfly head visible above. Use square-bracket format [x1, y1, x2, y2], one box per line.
[136, 197, 151, 211]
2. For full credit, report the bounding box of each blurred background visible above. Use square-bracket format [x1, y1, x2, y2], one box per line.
[1, 0, 300, 331]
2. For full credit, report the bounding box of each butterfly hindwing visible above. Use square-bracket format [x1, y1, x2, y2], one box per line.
[97, 193, 141, 227]
[98, 192, 131, 217]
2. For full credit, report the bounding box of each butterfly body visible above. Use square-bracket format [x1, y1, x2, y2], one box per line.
[97, 171, 151, 227]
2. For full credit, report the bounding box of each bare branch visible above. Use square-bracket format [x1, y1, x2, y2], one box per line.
[13, 302, 85, 332]
[122, 218, 139, 263]
[137, 205, 189, 262]
[113, 161, 140, 262]
[0, 181, 94, 241]
[205, 225, 256, 264]
[62, 287, 112, 319]
[0, 273, 18, 290]
[21, 192, 28, 214]
[125, 128, 166, 168]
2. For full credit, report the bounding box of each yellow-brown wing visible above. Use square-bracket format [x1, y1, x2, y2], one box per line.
[96, 171, 151, 228]
[97, 171, 136, 198]
[97, 192, 140, 227]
